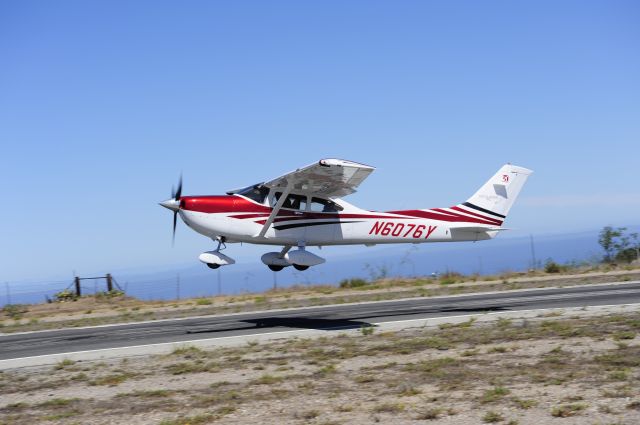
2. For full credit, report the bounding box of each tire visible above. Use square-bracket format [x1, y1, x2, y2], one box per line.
[268, 265, 284, 272]
[206, 263, 220, 269]
[293, 264, 309, 271]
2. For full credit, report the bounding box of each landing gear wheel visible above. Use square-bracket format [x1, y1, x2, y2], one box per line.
[268, 265, 284, 272]
[293, 264, 309, 271]
[206, 263, 220, 269]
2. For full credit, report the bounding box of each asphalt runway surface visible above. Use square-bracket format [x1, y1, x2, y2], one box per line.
[2, 281, 640, 361]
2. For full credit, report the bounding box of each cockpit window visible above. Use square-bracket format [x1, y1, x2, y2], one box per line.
[237, 185, 269, 204]
[310, 197, 343, 212]
[274, 192, 307, 211]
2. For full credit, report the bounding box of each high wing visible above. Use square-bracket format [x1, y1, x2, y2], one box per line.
[263, 158, 375, 198]
[253, 159, 375, 237]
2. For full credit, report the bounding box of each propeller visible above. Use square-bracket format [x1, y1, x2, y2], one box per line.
[159, 174, 183, 246]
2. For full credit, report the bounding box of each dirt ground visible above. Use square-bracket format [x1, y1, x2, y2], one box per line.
[1, 311, 639, 424]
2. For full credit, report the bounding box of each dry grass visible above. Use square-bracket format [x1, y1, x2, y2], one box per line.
[1, 311, 640, 424]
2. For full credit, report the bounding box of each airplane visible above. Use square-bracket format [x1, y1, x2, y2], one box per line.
[159, 159, 532, 272]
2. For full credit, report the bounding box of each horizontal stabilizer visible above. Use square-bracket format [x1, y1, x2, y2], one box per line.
[449, 226, 510, 233]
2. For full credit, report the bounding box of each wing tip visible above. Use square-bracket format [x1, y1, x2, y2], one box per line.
[320, 158, 375, 170]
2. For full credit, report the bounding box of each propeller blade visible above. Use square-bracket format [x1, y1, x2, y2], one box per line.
[175, 174, 183, 201]
[172, 211, 178, 246]
[166, 173, 183, 247]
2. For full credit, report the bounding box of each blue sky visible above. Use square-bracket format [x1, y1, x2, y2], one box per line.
[1, 1, 639, 283]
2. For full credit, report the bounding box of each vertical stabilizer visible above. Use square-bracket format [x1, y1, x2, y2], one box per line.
[462, 164, 533, 219]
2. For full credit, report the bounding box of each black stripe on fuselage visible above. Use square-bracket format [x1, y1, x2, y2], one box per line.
[462, 202, 506, 219]
[273, 220, 362, 231]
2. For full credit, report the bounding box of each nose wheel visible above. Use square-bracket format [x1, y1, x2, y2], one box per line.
[293, 264, 309, 271]
[199, 237, 236, 270]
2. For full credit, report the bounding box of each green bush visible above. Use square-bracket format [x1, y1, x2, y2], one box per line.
[439, 271, 464, 285]
[544, 259, 562, 273]
[54, 289, 78, 302]
[95, 290, 125, 299]
[339, 278, 368, 288]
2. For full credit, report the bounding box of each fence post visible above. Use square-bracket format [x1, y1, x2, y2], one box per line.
[74, 276, 81, 297]
[4, 282, 10, 305]
[106, 274, 113, 292]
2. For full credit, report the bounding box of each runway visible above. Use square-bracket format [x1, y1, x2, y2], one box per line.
[2, 281, 640, 361]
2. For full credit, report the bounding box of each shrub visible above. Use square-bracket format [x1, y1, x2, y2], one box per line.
[2, 304, 28, 319]
[481, 386, 510, 403]
[89, 373, 132, 386]
[551, 403, 587, 417]
[94, 290, 125, 300]
[439, 271, 464, 285]
[361, 324, 375, 335]
[482, 411, 504, 423]
[339, 278, 368, 288]
[54, 358, 76, 370]
[171, 345, 205, 356]
[544, 259, 562, 273]
[252, 374, 283, 385]
[54, 290, 78, 302]
[612, 331, 636, 340]
[513, 398, 537, 409]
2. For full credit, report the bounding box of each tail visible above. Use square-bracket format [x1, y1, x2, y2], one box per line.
[459, 164, 533, 221]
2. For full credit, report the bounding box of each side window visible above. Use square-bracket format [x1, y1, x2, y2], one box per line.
[274, 192, 307, 211]
[309, 197, 342, 213]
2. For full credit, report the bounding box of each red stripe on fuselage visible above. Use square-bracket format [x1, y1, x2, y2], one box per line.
[432, 207, 503, 226]
[450, 206, 503, 225]
[228, 213, 271, 219]
[387, 209, 501, 225]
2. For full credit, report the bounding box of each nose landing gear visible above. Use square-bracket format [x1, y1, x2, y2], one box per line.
[199, 237, 236, 270]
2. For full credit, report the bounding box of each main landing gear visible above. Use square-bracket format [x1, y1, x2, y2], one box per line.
[261, 244, 325, 272]
[268, 264, 308, 271]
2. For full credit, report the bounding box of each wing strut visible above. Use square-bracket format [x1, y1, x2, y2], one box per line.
[257, 182, 293, 238]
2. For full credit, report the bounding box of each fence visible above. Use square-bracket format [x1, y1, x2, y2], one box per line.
[0, 271, 230, 308]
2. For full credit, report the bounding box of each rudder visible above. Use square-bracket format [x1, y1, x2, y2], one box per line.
[462, 164, 533, 219]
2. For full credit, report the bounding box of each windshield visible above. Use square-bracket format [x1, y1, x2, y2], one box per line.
[237, 185, 269, 204]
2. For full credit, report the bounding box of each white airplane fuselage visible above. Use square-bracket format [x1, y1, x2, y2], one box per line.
[161, 161, 531, 271]
[179, 194, 499, 247]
